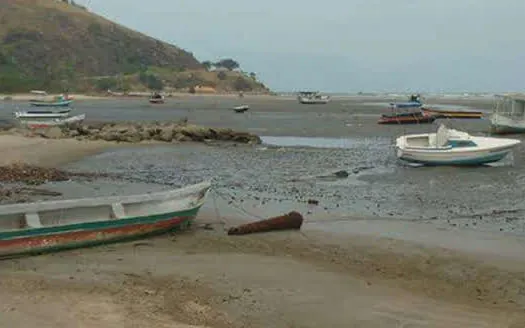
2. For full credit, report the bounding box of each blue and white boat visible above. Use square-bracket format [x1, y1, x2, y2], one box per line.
[390, 94, 423, 109]
[395, 124, 521, 166]
[389, 101, 422, 109]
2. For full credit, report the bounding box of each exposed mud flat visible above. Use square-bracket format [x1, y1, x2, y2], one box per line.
[2, 95, 525, 327]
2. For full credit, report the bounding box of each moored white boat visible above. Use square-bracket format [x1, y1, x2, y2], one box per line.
[19, 114, 86, 129]
[0, 181, 211, 259]
[233, 105, 250, 113]
[395, 124, 521, 166]
[14, 109, 71, 119]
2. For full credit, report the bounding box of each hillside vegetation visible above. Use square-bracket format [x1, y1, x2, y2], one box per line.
[0, 0, 269, 93]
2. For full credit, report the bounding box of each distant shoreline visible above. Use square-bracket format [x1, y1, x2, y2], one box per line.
[0, 91, 280, 102]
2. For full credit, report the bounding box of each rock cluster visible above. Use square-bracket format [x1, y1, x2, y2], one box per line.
[9, 121, 262, 144]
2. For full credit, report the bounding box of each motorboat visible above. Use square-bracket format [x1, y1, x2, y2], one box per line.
[395, 124, 521, 166]
[233, 105, 250, 113]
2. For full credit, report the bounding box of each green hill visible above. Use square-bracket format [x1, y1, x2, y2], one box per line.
[0, 0, 269, 93]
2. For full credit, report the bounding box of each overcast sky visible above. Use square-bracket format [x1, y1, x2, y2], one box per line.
[79, 0, 525, 93]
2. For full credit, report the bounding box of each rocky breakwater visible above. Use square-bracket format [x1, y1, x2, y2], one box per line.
[5, 120, 262, 145]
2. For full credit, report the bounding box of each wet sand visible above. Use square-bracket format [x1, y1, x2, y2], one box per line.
[2, 96, 525, 327]
[0, 135, 112, 167]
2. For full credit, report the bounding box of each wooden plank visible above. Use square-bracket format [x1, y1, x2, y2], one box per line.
[25, 213, 43, 228]
[111, 203, 126, 219]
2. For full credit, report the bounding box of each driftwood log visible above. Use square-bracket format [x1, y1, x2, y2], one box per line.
[227, 211, 304, 236]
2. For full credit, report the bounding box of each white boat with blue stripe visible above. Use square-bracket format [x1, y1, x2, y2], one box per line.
[396, 124, 521, 166]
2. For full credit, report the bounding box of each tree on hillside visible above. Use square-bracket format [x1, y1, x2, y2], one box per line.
[202, 61, 213, 71]
[233, 76, 252, 91]
[214, 58, 239, 71]
[249, 72, 257, 80]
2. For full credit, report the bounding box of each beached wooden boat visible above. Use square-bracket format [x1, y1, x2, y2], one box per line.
[19, 114, 86, 129]
[421, 107, 483, 119]
[378, 111, 436, 124]
[0, 181, 211, 259]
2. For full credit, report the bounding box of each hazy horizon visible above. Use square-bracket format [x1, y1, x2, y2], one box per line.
[79, 0, 525, 94]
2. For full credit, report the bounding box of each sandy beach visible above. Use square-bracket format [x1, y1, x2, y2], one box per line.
[1, 96, 525, 327]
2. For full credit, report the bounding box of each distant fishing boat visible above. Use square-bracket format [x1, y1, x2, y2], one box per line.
[149, 92, 165, 104]
[0, 181, 211, 259]
[233, 105, 250, 113]
[297, 91, 331, 104]
[30, 94, 73, 107]
[19, 114, 86, 129]
[389, 94, 423, 109]
[421, 107, 483, 119]
[490, 94, 525, 134]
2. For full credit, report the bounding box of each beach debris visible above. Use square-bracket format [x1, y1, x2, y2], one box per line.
[0, 163, 70, 184]
[227, 211, 304, 236]
[307, 199, 319, 205]
[314, 169, 349, 180]
[0, 163, 112, 185]
[0, 186, 62, 204]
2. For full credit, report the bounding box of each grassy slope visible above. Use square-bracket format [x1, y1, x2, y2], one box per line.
[0, 0, 269, 93]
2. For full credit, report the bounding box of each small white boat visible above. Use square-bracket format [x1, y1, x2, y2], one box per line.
[0, 181, 211, 259]
[149, 93, 165, 104]
[233, 105, 250, 113]
[14, 109, 71, 119]
[297, 91, 331, 104]
[19, 114, 86, 129]
[395, 124, 521, 166]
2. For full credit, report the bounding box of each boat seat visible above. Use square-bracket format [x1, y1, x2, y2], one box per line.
[428, 134, 437, 147]
[25, 213, 43, 228]
[111, 203, 126, 219]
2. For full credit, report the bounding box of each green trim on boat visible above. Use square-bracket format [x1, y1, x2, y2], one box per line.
[0, 206, 201, 241]
[0, 217, 195, 260]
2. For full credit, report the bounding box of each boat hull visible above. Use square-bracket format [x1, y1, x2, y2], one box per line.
[233, 105, 249, 113]
[15, 110, 71, 119]
[30, 100, 73, 107]
[298, 96, 330, 104]
[421, 108, 483, 119]
[0, 207, 201, 259]
[397, 148, 512, 165]
[490, 113, 525, 134]
[396, 134, 520, 166]
[378, 114, 436, 124]
[149, 99, 165, 104]
[20, 114, 86, 129]
[390, 101, 422, 109]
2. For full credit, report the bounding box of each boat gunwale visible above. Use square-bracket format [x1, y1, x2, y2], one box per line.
[0, 181, 211, 216]
[0, 204, 203, 241]
[396, 135, 520, 153]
